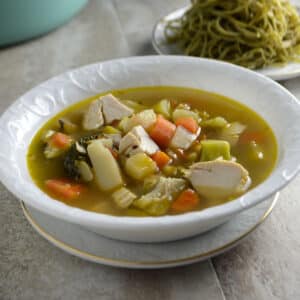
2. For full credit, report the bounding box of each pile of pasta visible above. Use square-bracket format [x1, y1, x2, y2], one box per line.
[165, 0, 300, 69]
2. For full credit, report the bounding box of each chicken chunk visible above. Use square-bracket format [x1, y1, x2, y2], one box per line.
[138, 177, 186, 202]
[101, 94, 133, 124]
[119, 125, 159, 156]
[133, 177, 186, 216]
[187, 160, 251, 199]
[82, 100, 104, 130]
[170, 126, 200, 150]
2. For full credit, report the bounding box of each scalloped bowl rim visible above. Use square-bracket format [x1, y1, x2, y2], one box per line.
[0, 56, 300, 233]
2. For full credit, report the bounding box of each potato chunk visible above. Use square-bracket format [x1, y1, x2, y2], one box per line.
[87, 140, 123, 191]
[125, 153, 157, 180]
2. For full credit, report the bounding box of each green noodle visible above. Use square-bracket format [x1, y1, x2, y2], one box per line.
[164, 0, 300, 69]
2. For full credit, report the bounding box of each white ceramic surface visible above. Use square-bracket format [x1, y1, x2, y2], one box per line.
[0, 56, 300, 242]
[22, 194, 278, 269]
[152, 6, 300, 81]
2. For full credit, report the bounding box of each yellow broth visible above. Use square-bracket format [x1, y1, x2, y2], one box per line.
[27, 86, 277, 216]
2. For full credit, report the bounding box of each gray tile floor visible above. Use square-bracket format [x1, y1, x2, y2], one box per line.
[1, 1, 300, 299]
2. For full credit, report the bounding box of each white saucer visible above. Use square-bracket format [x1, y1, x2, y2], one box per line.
[152, 6, 300, 81]
[21, 193, 278, 269]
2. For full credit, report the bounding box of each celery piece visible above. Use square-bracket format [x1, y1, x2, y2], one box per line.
[102, 125, 121, 134]
[200, 140, 231, 161]
[112, 187, 137, 209]
[122, 100, 147, 112]
[153, 99, 172, 119]
[133, 197, 170, 216]
[200, 117, 228, 128]
[172, 108, 199, 122]
[125, 153, 157, 180]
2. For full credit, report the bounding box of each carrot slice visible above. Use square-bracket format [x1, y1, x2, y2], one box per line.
[45, 179, 84, 200]
[239, 131, 264, 144]
[50, 132, 72, 149]
[175, 117, 199, 133]
[149, 115, 176, 148]
[171, 189, 200, 213]
[151, 151, 171, 169]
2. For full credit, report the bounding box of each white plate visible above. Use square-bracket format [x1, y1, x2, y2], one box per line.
[21, 194, 278, 269]
[152, 6, 300, 81]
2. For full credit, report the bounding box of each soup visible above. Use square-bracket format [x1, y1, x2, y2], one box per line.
[27, 86, 277, 217]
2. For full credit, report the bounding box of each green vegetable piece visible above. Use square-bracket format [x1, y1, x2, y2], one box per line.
[112, 187, 137, 209]
[162, 165, 177, 177]
[143, 175, 159, 192]
[200, 140, 231, 161]
[153, 99, 172, 119]
[200, 117, 228, 128]
[125, 153, 157, 180]
[186, 151, 198, 163]
[102, 125, 121, 134]
[173, 108, 199, 122]
[133, 198, 170, 216]
[122, 100, 147, 112]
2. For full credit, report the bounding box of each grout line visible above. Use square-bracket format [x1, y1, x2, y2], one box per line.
[209, 259, 227, 300]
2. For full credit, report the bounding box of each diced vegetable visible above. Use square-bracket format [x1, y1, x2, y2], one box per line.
[149, 115, 176, 148]
[97, 137, 113, 148]
[171, 189, 200, 213]
[175, 117, 199, 133]
[200, 139, 231, 161]
[118, 116, 131, 132]
[170, 125, 199, 150]
[50, 132, 72, 149]
[112, 187, 137, 209]
[219, 122, 246, 146]
[41, 130, 56, 142]
[135, 109, 157, 130]
[87, 140, 123, 191]
[172, 108, 199, 122]
[151, 151, 171, 169]
[45, 179, 84, 200]
[102, 125, 121, 134]
[58, 119, 78, 134]
[125, 153, 157, 180]
[185, 151, 198, 163]
[143, 175, 159, 192]
[76, 161, 94, 182]
[239, 131, 264, 144]
[44, 132, 73, 159]
[153, 99, 172, 119]
[200, 116, 228, 128]
[122, 100, 147, 112]
[133, 198, 170, 216]
[162, 165, 178, 177]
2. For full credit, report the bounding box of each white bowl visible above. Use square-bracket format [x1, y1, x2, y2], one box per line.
[1, 56, 300, 243]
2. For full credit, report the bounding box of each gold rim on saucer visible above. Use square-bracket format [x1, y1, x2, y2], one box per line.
[21, 196, 277, 268]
